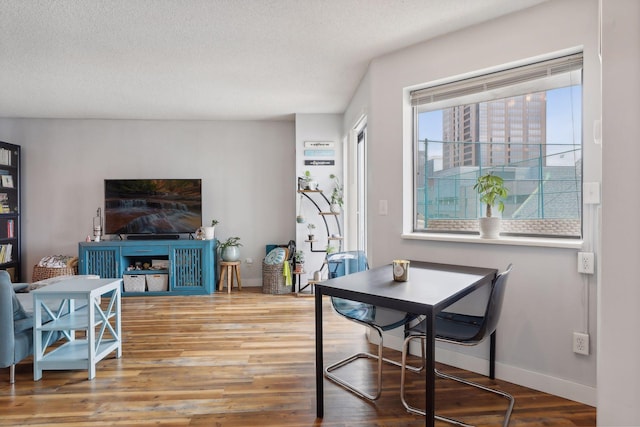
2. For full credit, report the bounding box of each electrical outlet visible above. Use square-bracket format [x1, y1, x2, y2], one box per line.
[573, 332, 589, 355]
[577, 252, 594, 274]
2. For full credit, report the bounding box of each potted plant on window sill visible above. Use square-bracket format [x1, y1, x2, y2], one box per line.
[474, 172, 508, 239]
[219, 236, 242, 261]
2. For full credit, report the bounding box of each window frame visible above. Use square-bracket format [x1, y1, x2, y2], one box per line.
[409, 53, 584, 241]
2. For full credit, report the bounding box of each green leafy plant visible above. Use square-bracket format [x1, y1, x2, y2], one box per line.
[294, 250, 305, 263]
[473, 172, 509, 217]
[301, 170, 317, 190]
[307, 223, 316, 232]
[329, 173, 343, 207]
[210, 219, 219, 227]
[219, 236, 242, 251]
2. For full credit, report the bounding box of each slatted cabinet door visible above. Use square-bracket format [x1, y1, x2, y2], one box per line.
[79, 245, 120, 278]
[171, 245, 209, 293]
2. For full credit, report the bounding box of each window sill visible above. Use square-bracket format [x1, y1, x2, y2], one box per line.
[401, 232, 584, 250]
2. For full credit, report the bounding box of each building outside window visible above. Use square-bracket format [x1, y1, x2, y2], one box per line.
[412, 53, 583, 238]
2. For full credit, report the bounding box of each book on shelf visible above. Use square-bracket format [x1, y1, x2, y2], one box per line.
[6, 219, 13, 238]
[1, 175, 13, 188]
[0, 243, 11, 263]
[0, 148, 11, 166]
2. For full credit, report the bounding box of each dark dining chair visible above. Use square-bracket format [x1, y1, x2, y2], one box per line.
[400, 264, 514, 426]
[324, 251, 421, 401]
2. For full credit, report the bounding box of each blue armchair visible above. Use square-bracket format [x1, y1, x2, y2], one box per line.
[0, 270, 35, 383]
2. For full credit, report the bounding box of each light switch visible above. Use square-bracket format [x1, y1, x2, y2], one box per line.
[379, 200, 388, 216]
[583, 182, 600, 205]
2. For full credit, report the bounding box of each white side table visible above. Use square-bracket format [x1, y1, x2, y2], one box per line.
[32, 278, 122, 380]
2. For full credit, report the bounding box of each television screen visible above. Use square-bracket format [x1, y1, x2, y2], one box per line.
[104, 179, 202, 235]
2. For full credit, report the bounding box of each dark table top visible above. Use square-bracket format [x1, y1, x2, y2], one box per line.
[316, 261, 497, 314]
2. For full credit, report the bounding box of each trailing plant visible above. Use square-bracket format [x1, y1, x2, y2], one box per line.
[473, 172, 509, 218]
[329, 173, 343, 207]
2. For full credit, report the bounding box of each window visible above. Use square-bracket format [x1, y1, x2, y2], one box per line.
[412, 53, 583, 238]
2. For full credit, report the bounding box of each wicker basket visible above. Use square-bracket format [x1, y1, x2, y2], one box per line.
[32, 265, 77, 282]
[123, 274, 146, 292]
[146, 274, 168, 292]
[262, 260, 292, 294]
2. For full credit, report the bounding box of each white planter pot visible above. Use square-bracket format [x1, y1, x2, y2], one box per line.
[330, 203, 341, 213]
[479, 217, 501, 239]
[221, 246, 240, 261]
[202, 226, 215, 240]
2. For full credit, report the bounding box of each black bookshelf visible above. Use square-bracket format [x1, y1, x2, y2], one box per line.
[0, 141, 20, 282]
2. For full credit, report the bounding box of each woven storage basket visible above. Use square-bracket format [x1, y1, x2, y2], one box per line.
[123, 274, 146, 292]
[32, 265, 78, 282]
[146, 274, 168, 292]
[262, 260, 292, 294]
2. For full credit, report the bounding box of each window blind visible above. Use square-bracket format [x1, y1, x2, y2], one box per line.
[410, 52, 583, 108]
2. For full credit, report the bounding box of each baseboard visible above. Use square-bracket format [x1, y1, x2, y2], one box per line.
[380, 332, 596, 407]
[240, 278, 263, 288]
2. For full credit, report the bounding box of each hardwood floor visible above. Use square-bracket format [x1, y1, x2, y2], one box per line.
[1, 288, 595, 426]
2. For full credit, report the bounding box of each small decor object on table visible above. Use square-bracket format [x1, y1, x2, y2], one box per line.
[392, 259, 410, 282]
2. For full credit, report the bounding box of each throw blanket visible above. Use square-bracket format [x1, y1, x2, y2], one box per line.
[37, 255, 78, 269]
[282, 260, 292, 287]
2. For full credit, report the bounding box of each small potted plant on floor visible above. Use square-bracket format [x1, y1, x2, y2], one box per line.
[219, 236, 242, 261]
[473, 172, 509, 239]
[329, 173, 343, 213]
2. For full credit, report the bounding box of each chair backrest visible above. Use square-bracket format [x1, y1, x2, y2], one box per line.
[326, 251, 368, 278]
[0, 270, 20, 366]
[481, 264, 513, 339]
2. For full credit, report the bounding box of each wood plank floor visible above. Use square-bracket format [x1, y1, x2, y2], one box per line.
[1, 288, 595, 426]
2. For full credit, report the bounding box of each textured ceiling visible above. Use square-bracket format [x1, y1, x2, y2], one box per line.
[0, 0, 546, 120]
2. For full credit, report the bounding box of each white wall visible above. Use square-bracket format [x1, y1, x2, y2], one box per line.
[598, 1, 640, 424]
[0, 118, 295, 286]
[345, 0, 600, 405]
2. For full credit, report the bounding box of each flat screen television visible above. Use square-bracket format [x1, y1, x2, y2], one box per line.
[104, 179, 202, 236]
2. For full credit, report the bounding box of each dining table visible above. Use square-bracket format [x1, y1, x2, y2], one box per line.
[314, 260, 497, 426]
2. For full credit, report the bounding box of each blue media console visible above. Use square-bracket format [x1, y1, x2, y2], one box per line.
[78, 239, 217, 295]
